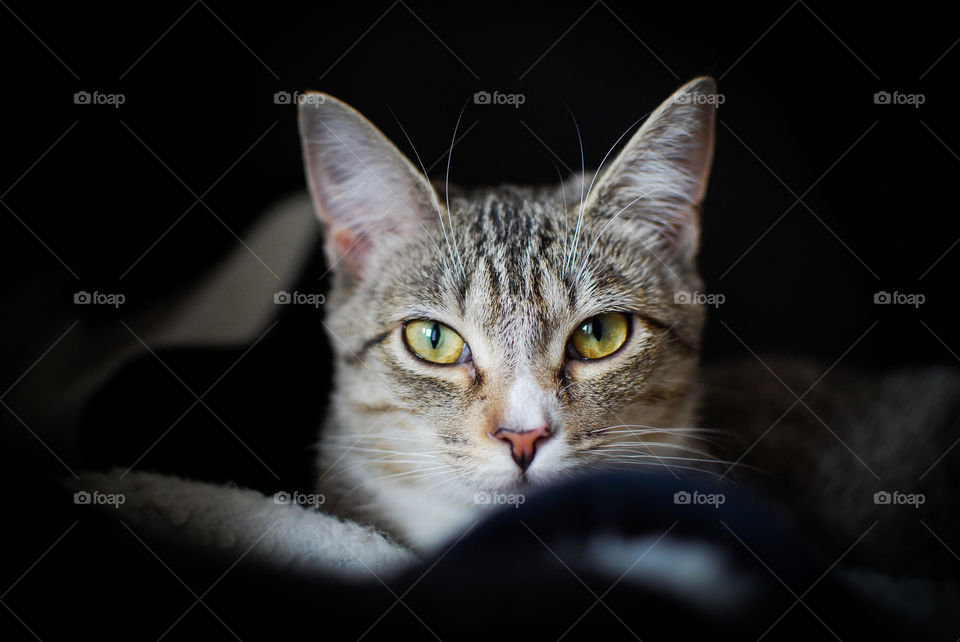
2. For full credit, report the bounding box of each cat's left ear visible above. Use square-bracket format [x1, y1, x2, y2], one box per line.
[585, 76, 717, 262]
[298, 93, 440, 282]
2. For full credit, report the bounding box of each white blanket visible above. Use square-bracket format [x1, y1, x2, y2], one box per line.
[69, 471, 416, 579]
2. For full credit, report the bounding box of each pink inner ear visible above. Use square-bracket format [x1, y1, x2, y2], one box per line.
[329, 227, 373, 280]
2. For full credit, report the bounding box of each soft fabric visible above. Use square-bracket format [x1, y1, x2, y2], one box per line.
[69, 470, 415, 579]
[52, 469, 945, 640]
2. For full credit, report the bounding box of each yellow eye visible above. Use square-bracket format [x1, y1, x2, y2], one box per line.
[569, 313, 629, 360]
[404, 320, 466, 364]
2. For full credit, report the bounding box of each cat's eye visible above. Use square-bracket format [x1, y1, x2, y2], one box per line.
[404, 320, 468, 365]
[568, 312, 630, 360]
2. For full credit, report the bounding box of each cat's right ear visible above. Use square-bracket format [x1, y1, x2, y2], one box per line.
[298, 93, 440, 282]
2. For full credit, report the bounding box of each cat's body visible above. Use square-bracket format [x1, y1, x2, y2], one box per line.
[702, 359, 960, 575]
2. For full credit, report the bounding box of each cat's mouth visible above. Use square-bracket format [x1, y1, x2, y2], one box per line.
[480, 460, 567, 495]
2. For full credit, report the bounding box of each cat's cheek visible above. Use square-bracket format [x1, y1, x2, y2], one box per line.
[460, 360, 477, 379]
[405, 360, 476, 388]
[564, 358, 626, 384]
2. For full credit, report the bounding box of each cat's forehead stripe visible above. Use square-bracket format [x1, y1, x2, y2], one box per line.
[458, 189, 564, 305]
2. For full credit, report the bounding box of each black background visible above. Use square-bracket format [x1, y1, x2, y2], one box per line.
[3, 0, 958, 363]
[2, 2, 960, 639]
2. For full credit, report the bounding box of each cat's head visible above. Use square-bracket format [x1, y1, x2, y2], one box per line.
[299, 78, 717, 545]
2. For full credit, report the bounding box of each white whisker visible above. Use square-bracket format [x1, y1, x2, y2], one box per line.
[553, 162, 569, 276]
[592, 460, 731, 480]
[337, 465, 457, 502]
[445, 99, 469, 278]
[580, 113, 649, 212]
[390, 109, 455, 273]
[594, 440, 717, 459]
[561, 102, 585, 280]
[573, 191, 652, 284]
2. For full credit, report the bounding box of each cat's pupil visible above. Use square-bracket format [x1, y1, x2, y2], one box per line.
[591, 318, 604, 341]
[430, 322, 441, 349]
[579, 318, 604, 342]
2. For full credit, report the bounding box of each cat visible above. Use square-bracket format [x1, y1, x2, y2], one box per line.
[50, 80, 957, 640]
[300, 77, 720, 549]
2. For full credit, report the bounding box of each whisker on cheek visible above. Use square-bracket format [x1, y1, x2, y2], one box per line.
[589, 460, 733, 481]
[335, 465, 460, 502]
[592, 441, 718, 459]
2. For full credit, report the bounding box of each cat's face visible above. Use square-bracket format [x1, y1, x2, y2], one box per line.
[300, 78, 717, 547]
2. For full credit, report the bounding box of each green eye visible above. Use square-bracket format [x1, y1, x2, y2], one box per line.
[569, 313, 629, 360]
[404, 320, 466, 364]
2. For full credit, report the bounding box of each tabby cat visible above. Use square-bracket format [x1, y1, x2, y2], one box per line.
[300, 78, 718, 549]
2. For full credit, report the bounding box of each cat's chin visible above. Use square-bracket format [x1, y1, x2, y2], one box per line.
[479, 465, 568, 495]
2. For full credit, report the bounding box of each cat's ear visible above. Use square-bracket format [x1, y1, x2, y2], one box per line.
[586, 76, 717, 262]
[298, 93, 440, 281]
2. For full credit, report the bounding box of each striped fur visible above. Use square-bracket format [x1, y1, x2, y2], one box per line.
[300, 78, 718, 548]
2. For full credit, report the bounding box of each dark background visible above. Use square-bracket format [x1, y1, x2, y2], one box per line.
[3, 0, 958, 364]
[2, 1, 959, 638]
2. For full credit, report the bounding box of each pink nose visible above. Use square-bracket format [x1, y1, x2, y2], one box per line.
[493, 426, 552, 471]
